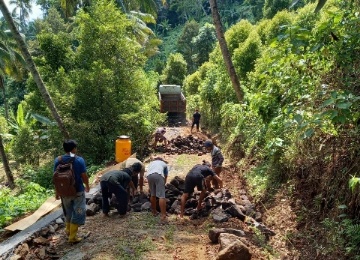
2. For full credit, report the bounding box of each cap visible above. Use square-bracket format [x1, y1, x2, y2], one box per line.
[204, 140, 213, 147]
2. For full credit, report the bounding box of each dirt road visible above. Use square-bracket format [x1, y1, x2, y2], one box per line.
[3, 126, 301, 259]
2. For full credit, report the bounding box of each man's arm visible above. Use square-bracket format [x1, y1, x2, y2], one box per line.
[81, 172, 90, 192]
[139, 167, 145, 192]
[164, 165, 169, 184]
[197, 189, 206, 210]
[128, 181, 136, 196]
[213, 175, 223, 188]
[139, 176, 144, 192]
[205, 177, 212, 191]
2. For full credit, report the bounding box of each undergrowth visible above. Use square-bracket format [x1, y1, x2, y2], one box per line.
[0, 180, 51, 228]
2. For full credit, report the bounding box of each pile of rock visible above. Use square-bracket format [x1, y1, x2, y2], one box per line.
[6, 218, 70, 260]
[155, 135, 208, 155]
[86, 176, 265, 225]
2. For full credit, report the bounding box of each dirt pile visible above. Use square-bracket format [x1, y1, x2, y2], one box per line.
[155, 135, 208, 155]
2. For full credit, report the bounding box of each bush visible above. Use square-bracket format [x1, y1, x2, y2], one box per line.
[0, 180, 51, 228]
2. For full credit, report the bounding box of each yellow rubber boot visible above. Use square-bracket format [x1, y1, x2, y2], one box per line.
[65, 222, 70, 236]
[68, 223, 82, 243]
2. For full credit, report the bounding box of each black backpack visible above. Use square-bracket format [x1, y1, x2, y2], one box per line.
[53, 156, 77, 197]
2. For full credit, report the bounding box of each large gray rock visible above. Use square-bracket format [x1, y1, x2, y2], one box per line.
[141, 202, 151, 211]
[216, 241, 251, 260]
[208, 228, 245, 243]
[86, 203, 100, 216]
[225, 205, 246, 221]
[212, 207, 230, 223]
[219, 233, 238, 250]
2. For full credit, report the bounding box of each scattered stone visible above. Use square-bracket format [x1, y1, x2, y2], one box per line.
[55, 218, 64, 224]
[219, 233, 243, 250]
[254, 211, 262, 222]
[225, 205, 246, 221]
[40, 227, 49, 236]
[131, 203, 142, 212]
[141, 202, 151, 211]
[212, 208, 230, 223]
[35, 247, 46, 259]
[14, 243, 29, 259]
[33, 236, 49, 245]
[86, 203, 100, 216]
[216, 241, 251, 260]
[48, 225, 56, 234]
[208, 228, 246, 243]
[53, 224, 59, 231]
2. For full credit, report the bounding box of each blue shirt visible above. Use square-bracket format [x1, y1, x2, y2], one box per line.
[54, 154, 87, 192]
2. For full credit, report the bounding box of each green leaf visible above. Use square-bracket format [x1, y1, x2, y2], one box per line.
[338, 205, 347, 209]
[304, 128, 314, 138]
[315, 0, 328, 13]
[336, 102, 352, 109]
[294, 114, 302, 123]
[321, 98, 334, 108]
[30, 113, 56, 126]
[333, 115, 346, 124]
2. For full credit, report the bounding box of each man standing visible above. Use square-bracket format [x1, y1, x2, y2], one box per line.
[204, 140, 224, 189]
[146, 157, 169, 222]
[191, 109, 201, 133]
[152, 127, 168, 148]
[179, 161, 223, 219]
[100, 163, 142, 217]
[54, 140, 89, 243]
[119, 157, 145, 193]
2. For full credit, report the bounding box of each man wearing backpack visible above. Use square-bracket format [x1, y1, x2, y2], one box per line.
[53, 140, 89, 243]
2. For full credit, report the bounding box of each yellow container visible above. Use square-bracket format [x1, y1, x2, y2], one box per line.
[115, 135, 131, 163]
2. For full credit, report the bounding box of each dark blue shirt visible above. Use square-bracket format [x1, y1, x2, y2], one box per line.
[188, 164, 216, 179]
[193, 112, 201, 123]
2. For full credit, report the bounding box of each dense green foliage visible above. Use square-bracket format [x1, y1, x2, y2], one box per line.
[183, 0, 360, 257]
[0, 0, 359, 256]
[0, 180, 51, 227]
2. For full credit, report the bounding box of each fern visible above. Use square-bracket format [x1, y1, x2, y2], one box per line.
[349, 176, 360, 193]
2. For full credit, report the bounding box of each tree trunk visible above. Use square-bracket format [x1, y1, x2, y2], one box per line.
[0, 134, 15, 189]
[209, 0, 244, 102]
[0, 0, 70, 139]
[0, 76, 9, 120]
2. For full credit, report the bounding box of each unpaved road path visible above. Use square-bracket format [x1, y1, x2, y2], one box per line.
[3, 126, 301, 259]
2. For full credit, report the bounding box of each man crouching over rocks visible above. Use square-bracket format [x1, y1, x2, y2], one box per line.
[179, 161, 223, 220]
[100, 163, 142, 217]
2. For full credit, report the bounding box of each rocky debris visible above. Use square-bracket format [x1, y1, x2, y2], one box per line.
[95, 176, 270, 232]
[86, 203, 100, 216]
[218, 233, 249, 251]
[216, 240, 252, 260]
[209, 228, 246, 243]
[6, 219, 65, 260]
[155, 135, 209, 155]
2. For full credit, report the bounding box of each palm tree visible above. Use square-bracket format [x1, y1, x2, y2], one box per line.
[0, 20, 27, 189]
[0, 20, 26, 119]
[0, 0, 70, 139]
[209, 0, 243, 102]
[10, 0, 32, 32]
